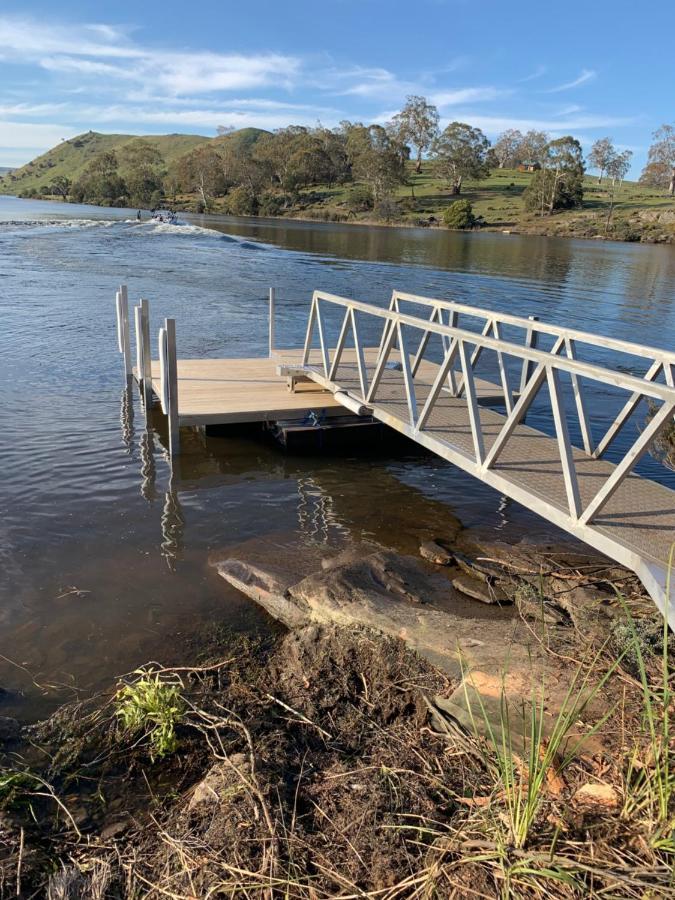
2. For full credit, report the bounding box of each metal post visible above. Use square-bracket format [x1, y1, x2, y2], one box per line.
[140, 298, 153, 412]
[119, 284, 132, 380]
[268, 287, 276, 358]
[519, 315, 540, 394]
[165, 318, 180, 457]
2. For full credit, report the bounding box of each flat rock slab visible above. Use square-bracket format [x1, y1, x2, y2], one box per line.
[452, 573, 510, 605]
[211, 537, 613, 757]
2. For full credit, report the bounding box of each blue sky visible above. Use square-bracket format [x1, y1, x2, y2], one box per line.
[0, 0, 672, 176]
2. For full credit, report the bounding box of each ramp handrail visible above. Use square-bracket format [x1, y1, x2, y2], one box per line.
[390, 290, 675, 367]
[301, 290, 675, 529]
[388, 291, 675, 459]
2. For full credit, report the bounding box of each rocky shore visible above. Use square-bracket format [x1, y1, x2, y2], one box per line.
[0, 526, 672, 898]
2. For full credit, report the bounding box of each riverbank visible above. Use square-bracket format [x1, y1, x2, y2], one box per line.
[6, 160, 675, 246]
[2, 530, 673, 898]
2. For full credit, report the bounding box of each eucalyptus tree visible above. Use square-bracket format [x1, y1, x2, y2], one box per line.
[640, 124, 675, 195]
[431, 122, 490, 194]
[588, 137, 615, 183]
[346, 124, 407, 202]
[492, 129, 524, 168]
[390, 95, 440, 173]
[523, 136, 584, 215]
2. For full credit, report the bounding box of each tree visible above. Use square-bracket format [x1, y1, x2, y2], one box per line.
[173, 145, 225, 211]
[588, 137, 615, 183]
[49, 175, 71, 200]
[518, 130, 549, 165]
[523, 136, 584, 215]
[71, 151, 126, 205]
[492, 129, 524, 168]
[119, 140, 165, 205]
[640, 124, 675, 195]
[606, 149, 632, 186]
[604, 149, 633, 232]
[431, 122, 490, 194]
[390, 95, 440, 173]
[346, 124, 407, 202]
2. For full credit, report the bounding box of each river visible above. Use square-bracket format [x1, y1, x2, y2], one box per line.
[1, 195, 674, 719]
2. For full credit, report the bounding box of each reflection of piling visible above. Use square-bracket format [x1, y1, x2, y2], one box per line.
[119, 384, 135, 453]
[297, 476, 332, 544]
[139, 429, 157, 502]
[160, 478, 185, 569]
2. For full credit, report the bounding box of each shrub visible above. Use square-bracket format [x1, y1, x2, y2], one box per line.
[374, 196, 402, 222]
[224, 185, 258, 216]
[346, 184, 373, 212]
[258, 190, 291, 217]
[443, 199, 475, 229]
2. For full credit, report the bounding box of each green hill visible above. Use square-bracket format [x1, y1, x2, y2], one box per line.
[213, 127, 270, 153]
[0, 131, 209, 196]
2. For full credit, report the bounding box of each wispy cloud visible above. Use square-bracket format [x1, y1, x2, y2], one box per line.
[0, 15, 301, 96]
[518, 65, 547, 83]
[545, 68, 597, 93]
[431, 87, 509, 107]
[454, 112, 637, 136]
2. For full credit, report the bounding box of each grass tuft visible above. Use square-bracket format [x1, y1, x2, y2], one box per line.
[115, 667, 185, 760]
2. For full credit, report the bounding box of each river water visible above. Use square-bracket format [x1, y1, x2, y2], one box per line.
[1, 195, 674, 719]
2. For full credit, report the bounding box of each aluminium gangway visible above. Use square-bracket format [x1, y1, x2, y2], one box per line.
[279, 290, 675, 627]
[115, 285, 675, 626]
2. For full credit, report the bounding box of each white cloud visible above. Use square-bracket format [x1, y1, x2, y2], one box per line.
[0, 120, 77, 161]
[0, 16, 139, 59]
[431, 87, 508, 107]
[0, 15, 301, 96]
[518, 65, 547, 83]
[450, 112, 637, 137]
[546, 68, 597, 93]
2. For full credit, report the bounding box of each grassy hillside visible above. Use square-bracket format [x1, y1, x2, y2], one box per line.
[0, 131, 209, 196]
[283, 165, 675, 243]
[2, 130, 673, 243]
[212, 127, 270, 153]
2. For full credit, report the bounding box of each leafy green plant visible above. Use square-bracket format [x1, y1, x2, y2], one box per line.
[442, 199, 475, 229]
[116, 669, 185, 760]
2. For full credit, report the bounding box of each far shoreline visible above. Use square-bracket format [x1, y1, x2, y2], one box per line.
[2, 192, 674, 249]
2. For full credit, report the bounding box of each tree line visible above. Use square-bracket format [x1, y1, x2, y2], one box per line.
[39, 97, 675, 220]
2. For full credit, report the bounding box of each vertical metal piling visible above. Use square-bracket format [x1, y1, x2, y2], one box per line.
[139, 298, 153, 413]
[269, 287, 276, 358]
[165, 318, 180, 456]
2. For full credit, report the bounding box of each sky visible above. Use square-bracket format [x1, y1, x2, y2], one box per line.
[0, 0, 672, 176]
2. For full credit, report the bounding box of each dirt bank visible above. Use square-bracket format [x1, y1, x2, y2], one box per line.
[0, 535, 673, 898]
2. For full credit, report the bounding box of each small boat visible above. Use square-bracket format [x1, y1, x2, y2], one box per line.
[151, 210, 179, 225]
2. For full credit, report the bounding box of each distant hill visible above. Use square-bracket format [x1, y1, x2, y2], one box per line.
[0, 166, 13, 175]
[213, 127, 270, 153]
[0, 131, 210, 195]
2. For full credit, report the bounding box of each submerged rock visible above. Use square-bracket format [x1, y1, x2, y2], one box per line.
[452, 573, 510, 605]
[419, 540, 454, 566]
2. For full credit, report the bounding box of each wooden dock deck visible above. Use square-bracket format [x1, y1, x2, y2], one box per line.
[145, 349, 505, 427]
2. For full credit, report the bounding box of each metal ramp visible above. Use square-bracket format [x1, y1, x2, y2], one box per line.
[281, 290, 675, 627]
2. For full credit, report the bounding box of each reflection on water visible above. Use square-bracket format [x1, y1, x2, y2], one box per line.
[1, 195, 674, 721]
[160, 476, 185, 569]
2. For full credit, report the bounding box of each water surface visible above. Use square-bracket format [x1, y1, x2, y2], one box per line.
[1, 196, 674, 718]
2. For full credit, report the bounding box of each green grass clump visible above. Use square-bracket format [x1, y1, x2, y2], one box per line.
[116, 668, 185, 760]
